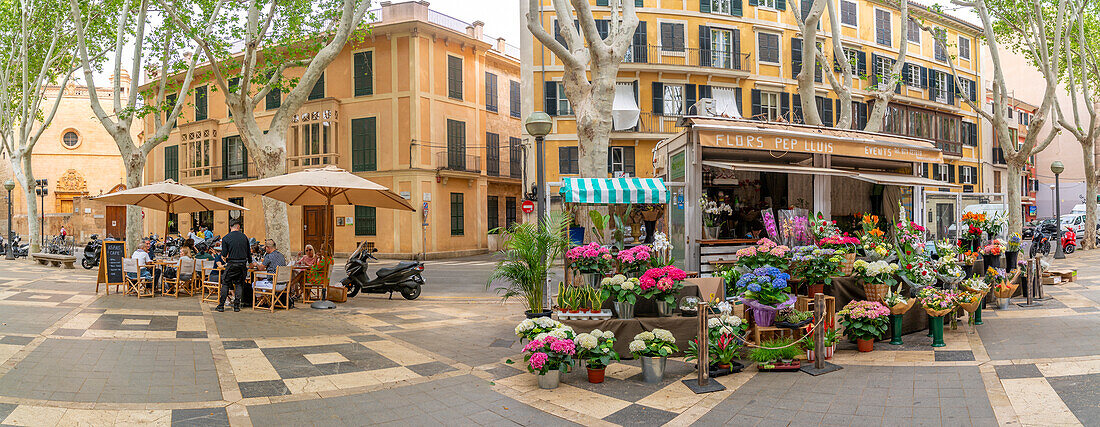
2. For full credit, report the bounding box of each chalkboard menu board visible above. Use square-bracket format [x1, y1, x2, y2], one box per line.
[97, 241, 126, 293]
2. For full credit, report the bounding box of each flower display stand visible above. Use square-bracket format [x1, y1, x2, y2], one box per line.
[889, 314, 905, 345]
[757, 360, 801, 372]
[796, 295, 836, 322]
[556, 309, 613, 321]
[927, 316, 947, 347]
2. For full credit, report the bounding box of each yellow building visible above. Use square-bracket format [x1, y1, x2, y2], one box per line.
[141, 1, 523, 258]
[0, 79, 134, 242]
[523, 0, 983, 192]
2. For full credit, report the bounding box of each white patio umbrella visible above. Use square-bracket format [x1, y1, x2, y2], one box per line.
[92, 179, 247, 238]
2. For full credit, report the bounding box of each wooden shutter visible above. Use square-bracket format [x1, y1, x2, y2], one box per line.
[354, 51, 373, 96]
[485, 72, 497, 112]
[554, 20, 566, 46]
[751, 89, 761, 119]
[633, 22, 648, 62]
[699, 25, 711, 67]
[927, 69, 938, 101]
[735, 87, 743, 117]
[544, 81, 558, 116]
[597, 0, 608, 5]
[732, 29, 741, 69]
[700, 0, 710, 13]
[699, 84, 712, 100]
[776, 0, 785, 10]
[652, 82, 664, 115]
[749, 0, 757, 6]
[781, 92, 790, 120]
[793, 94, 803, 123]
[661, 23, 674, 50]
[673, 24, 684, 51]
[195, 86, 207, 121]
[447, 56, 463, 99]
[510, 80, 521, 117]
[351, 117, 377, 172]
[595, 19, 609, 40]
[308, 72, 325, 100]
[732, 0, 742, 16]
[801, 0, 812, 21]
[791, 38, 802, 79]
[686, 84, 696, 114]
[625, 147, 636, 176]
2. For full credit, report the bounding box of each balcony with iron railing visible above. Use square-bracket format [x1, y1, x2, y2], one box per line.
[434, 150, 482, 174]
[612, 112, 687, 135]
[622, 45, 751, 73]
[179, 161, 258, 185]
[486, 156, 523, 180]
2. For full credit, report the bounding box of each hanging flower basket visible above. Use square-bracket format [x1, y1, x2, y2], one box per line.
[744, 294, 797, 327]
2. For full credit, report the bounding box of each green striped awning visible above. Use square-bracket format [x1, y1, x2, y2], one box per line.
[559, 178, 668, 204]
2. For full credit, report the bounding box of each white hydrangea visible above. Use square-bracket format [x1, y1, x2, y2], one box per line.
[590, 329, 603, 337]
[628, 340, 646, 353]
[621, 281, 635, 290]
[611, 274, 627, 285]
[653, 328, 675, 343]
[635, 331, 655, 341]
[721, 314, 742, 327]
[719, 325, 736, 335]
[533, 332, 550, 341]
[601, 330, 615, 340]
[707, 318, 722, 329]
[515, 319, 535, 336]
[548, 327, 571, 339]
[534, 317, 560, 328]
[600, 277, 613, 286]
[575, 333, 598, 350]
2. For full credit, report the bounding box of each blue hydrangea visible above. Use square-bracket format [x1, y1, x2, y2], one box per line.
[747, 283, 762, 292]
[771, 278, 787, 289]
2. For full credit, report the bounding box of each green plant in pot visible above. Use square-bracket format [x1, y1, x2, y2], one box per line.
[803, 325, 839, 361]
[838, 300, 890, 352]
[749, 337, 802, 369]
[488, 213, 570, 318]
[600, 274, 640, 319]
[575, 329, 619, 383]
[686, 314, 745, 369]
[789, 246, 842, 296]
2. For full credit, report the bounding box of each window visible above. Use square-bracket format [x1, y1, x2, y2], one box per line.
[934, 72, 949, 103]
[164, 145, 178, 182]
[875, 9, 892, 47]
[351, 117, 377, 172]
[907, 18, 920, 44]
[505, 197, 517, 228]
[487, 196, 499, 231]
[961, 166, 976, 185]
[905, 64, 922, 87]
[355, 206, 376, 236]
[559, 146, 579, 174]
[447, 55, 463, 100]
[758, 0, 778, 8]
[485, 72, 498, 112]
[660, 23, 684, 52]
[446, 119, 466, 170]
[62, 131, 79, 148]
[222, 136, 248, 180]
[266, 85, 281, 110]
[884, 104, 905, 134]
[354, 51, 373, 96]
[450, 193, 464, 236]
[194, 85, 207, 121]
[291, 121, 332, 166]
[228, 197, 244, 231]
[939, 115, 958, 142]
[509, 137, 523, 178]
[186, 138, 211, 177]
[760, 91, 780, 121]
[308, 72, 325, 100]
[663, 84, 684, 116]
[710, 28, 735, 69]
[555, 82, 572, 115]
[958, 36, 971, 60]
[840, 0, 857, 27]
[908, 109, 932, 139]
[840, 47, 863, 74]
[933, 28, 948, 62]
[509, 81, 521, 118]
[757, 32, 780, 64]
[165, 93, 178, 128]
[607, 146, 636, 176]
[486, 132, 500, 176]
[710, 0, 738, 15]
[957, 79, 972, 101]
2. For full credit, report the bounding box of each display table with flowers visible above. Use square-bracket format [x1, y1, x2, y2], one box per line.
[828, 276, 929, 335]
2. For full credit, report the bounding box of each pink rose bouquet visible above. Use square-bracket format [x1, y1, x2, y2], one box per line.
[522, 335, 576, 375]
[639, 266, 687, 305]
[617, 245, 653, 276]
[735, 238, 790, 270]
[818, 234, 860, 254]
[566, 242, 612, 274]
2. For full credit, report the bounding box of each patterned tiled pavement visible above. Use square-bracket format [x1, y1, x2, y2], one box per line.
[0, 253, 1099, 426]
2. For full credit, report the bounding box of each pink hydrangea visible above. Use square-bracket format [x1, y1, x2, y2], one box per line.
[548, 338, 576, 355]
[522, 339, 544, 353]
[735, 246, 758, 257]
[528, 352, 548, 369]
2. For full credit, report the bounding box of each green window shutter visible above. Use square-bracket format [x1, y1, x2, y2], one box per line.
[776, 0, 785, 10]
[355, 206, 376, 236]
[265, 86, 281, 110]
[165, 93, 177, 128]
[308, 72, 325, 100]
[194, 86, 207, 121]
[448, 56, 463, 100]
[791, 38, 802, 79]
[635, 0, 643, 7]
[485, 72, 498, 112]
[351, 117, 377, 172]
[597, 0, 608, 5]
[732, 0, 742, 15]
[450, 193, 464, 236]
[164, 145, 178, 182]
[354, 51, 374, 96]
[700, 0, 710, 13]
[544, 81, 558, 116]
[487, 196, 499, 231]
[652, 82, 664, 115]
[750, 89, 761, 119]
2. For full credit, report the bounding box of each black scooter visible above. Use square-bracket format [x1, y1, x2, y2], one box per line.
[82, 235, 102, 269]
[4, 233, 28, 259]
[341, 242, 425, 300]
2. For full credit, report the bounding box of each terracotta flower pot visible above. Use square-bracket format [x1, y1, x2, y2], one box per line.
[856, 338, 874, 352]
[807, 283, 825, 297]
[587, 367, 605, 383]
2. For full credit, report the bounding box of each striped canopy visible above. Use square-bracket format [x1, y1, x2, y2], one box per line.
[559, 178, 668, 204]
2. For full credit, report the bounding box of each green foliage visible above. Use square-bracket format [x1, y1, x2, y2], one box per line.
[748, 337, 802, 364]
[487, 213, 571, 313]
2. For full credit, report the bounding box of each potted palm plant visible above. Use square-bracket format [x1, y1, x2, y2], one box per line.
[488, 213, 570, 318]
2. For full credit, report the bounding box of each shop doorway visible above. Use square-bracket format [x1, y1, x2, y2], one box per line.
[105, 206, 126, 240]
[303, 205, 333, 255]
[935, 203, 955, 240]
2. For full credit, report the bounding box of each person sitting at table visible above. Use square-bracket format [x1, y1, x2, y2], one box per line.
[296, 245, 318, 267]
[254, 239, 287, 275]
[129, 241, 154, 280]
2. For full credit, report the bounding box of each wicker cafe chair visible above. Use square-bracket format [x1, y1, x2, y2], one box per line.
[201, 261, 225, 303]
[123, 258, 154, 298]
[253, 266, 292, 312]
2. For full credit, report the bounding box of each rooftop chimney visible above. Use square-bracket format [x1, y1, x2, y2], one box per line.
[380, 1, 429, 24]
[496, 37, 506, 52]
[467, 20, 484, 39]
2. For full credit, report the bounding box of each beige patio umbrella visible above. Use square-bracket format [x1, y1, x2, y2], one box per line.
[92, 179, 248, 237]
[226, 165, 414, 253]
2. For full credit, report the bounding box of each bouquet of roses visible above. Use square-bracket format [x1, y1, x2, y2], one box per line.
[980, 240, 1005, 256]
[961, 250, 980, 265]
[917, 287, 957, 315]
[900, 257, 938, 288]
[852, 260, 899, 286]
[639, 266, 687, 305]
[789, 246, 842, 286]
[734, 265, 792, 306]
[600, 274, 641, 305]
[1006, 233, 1022, 252]
[616, 245, 653, 276]
[567, 242, 612, 274]
[818, 234, 861, 254]
[809, 213, 841, 240]
[961, 212, 987, 239]
[523, 335, 576, 375]
[629, 329, 678, 358]
[838, 300, 890, 341]
[515, 317, 564, 341]
[734, 238, 790, 270]
[574, 329, 619, 370]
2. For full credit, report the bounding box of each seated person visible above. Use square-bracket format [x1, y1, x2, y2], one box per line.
[129, 241, 154, 280]
[253, 239, 287, 275]
[204, 245, 225, 282]
[296, 245, 318, 267]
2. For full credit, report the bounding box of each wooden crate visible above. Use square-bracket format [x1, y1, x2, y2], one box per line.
[796, 295, 837, 327]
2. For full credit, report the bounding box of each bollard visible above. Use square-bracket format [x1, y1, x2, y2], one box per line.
[697, 302, 709, 386]
[1017, 258, 1042, 308]
[814, 293, 825, 370]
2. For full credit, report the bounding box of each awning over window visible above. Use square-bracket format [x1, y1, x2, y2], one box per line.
[612, 83, 640, 131]
[853, 172, 960, 188]
[702, 161, 856, 177]
[559, 178, 668, 204]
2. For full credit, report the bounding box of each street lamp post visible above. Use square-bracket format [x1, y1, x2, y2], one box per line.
[524, 112, 553, 225]
[1051, 161, 1065, 259]
[4, 180, 14, 260]
[34, 179, 47, 251]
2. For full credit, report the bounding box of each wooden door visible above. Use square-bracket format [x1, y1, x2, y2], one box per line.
[302, 205, 333, 256]
[105, 206, 126, 240]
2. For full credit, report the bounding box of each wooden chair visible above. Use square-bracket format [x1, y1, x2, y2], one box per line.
[301, 258, 333, 303]
[123, 259, 154, 298]
[201, 261, 225, 303]
[176, 258, 197, 297]
[161, 260, 182, 297]
[253, 266, 292, 312]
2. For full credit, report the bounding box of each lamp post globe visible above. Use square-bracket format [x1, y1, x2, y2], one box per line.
[524, 112, 553, 226]
[1051, 161, 1065, 259]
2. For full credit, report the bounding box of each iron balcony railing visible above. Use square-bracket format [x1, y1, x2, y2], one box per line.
[613, 112, 687, 134]
[623, 45, 751, 72]
[435, 150, 482, 174]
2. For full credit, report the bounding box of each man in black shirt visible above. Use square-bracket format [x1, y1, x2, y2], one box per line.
[217, 220, 251, 312]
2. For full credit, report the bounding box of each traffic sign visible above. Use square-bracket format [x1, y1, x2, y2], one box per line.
[521, 200, 535, 214]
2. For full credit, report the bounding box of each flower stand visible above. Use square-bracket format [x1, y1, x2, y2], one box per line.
[889, 314, 905, 345]
[972, 304, 983, 325]
[538, 370, 561, 389]
[928, 316, 946, 347]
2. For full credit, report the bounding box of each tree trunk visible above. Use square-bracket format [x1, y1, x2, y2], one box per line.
[1082, 138, 1097, 250]
[571, 78, 613, 178]
[864, 94, 890, 133]
[124, 163, 144, 245]
[797, 27, 821, 126]
[251, 131, 290, 253]
[1004, 159, 1024, 238]
[16, 155, 39, 253]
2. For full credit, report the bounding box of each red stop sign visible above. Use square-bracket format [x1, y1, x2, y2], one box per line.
[521, 200, 535, 213]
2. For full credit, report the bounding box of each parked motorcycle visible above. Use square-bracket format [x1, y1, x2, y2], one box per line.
[81, 235, 102, 269]
[5, 233, 28, 259]
[341, 241, 424, 300]
[1029, 223, 1056, 258]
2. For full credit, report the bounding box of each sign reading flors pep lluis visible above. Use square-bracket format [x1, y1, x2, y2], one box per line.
[697, 130, 942, 163]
